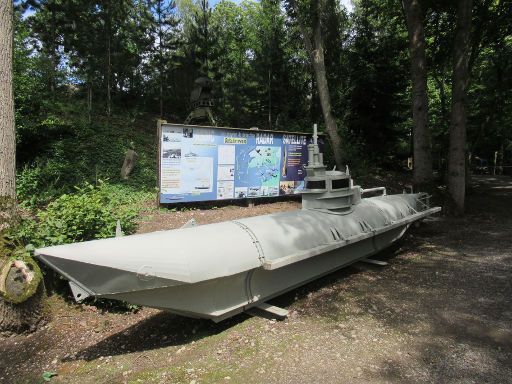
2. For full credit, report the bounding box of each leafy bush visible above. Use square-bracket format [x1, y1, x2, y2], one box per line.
[9, 182, 153, 312]
[16, 163, 61, 208]
[16, 114, 158, 211]
[15, 181, 149, 248]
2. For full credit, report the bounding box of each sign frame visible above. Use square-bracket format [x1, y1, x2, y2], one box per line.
[157, 121, 322, 206]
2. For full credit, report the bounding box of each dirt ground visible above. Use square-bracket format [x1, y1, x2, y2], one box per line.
[1, 175, 511, 384]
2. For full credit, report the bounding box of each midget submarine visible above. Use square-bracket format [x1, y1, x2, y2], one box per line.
[35, 125, 440, 321]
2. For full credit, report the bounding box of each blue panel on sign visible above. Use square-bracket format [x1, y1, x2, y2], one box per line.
[159, 124, 320, 204]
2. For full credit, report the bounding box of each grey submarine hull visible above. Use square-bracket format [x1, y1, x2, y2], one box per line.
[35, 193, 439, 322]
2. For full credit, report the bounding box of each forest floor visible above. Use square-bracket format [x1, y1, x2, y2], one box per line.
[1, 175, 511, 384]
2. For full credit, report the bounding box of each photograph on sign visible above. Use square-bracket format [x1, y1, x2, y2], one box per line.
[159, 124, 320, 204]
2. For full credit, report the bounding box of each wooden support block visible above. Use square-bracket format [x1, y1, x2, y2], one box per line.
[361, 258, 388, 266]
[181, 219, 197, 229]
[247, 302, 289, 320]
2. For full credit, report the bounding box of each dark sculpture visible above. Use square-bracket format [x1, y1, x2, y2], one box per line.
[184, 77, 216, 126]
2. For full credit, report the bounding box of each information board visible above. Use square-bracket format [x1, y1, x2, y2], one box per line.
[158, 123, 320, 204]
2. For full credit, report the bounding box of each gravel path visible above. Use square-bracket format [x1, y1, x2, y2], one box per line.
[1, 175, 511, 383]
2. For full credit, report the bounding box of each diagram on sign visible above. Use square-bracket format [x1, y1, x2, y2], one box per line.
[181, 157, 213, 193]
[216, 145, 236, 199]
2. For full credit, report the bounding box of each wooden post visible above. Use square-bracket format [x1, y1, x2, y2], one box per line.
[156, 119, 167, 207]
[120, 149, 138, 180]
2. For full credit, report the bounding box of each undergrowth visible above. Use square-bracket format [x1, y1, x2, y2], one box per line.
[13, 181, 153, 248]
[17, 113, 157, 209]
[12, 113, 158, 311]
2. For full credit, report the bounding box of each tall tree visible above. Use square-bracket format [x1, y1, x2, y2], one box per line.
[0, 0, 16, 203]
[207, 1, 253, 127]
[192, 0, 212, 76]
[57, 0, 101, 123]
[147, 0, 179, 118]
[348, 0, 410, 166]
[1, 0, 46, 336]
[402, 0, 433, 189]
[104, 0, 112, 120]
[289, 0, 343, 169]
[251, 0, 285, 129]
[25, 0, 64, 97]
[447, 0, 472, 213]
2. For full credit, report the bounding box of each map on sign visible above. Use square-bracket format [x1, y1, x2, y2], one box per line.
[159, 124, 320, 204]
[248, 147, 281, 182]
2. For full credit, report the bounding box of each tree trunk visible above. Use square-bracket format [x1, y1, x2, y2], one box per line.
[203, 0, 209, 73]
[402, 0, 433, 190]
[433, 74, 448, 122]
[159, 81, 163, 118]
[0, 0, 15, 201]
[87, 80, 93, 124]
[106, 0, 112, 122]
[158, 0, 164, 118]
[268, 67, 272, 129]
[292, 0, 343, 169]
[236, 52, 242, 127]
[447, 0, 472, 214]
[0, 2, 46, 334]
[107, 29, 111, 120]
[50, 0, 58, 96]
[0, 283, 46, 336]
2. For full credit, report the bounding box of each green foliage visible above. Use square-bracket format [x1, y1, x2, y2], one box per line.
[15, 110, 157, 209]
[11, 0, 512, 192]
[14, 182, 151, 249]
[346, 0, 410, 163]
[84, 297, 141, 313]
[41, 371, 58, 382]
[9, 180, 151, 311]
[36, 183, 137, 245]
[16, 164, 59, 208]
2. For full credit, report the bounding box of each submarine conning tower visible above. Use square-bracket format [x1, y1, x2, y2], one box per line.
[302, 124, 362, 212]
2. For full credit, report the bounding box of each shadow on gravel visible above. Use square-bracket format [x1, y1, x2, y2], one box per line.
[71, 262, 391, 361]
[68, 311, 251, 361]
[358, 176, 512, 382]
[268, 241, 405, 311]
